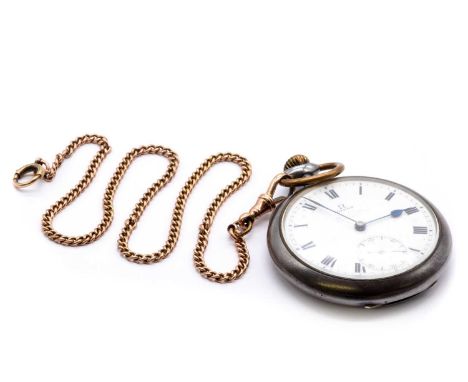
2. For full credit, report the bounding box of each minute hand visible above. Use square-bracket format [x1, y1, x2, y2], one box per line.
[306, 198, 358, 224]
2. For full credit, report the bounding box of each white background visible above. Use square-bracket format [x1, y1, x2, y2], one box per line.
[0, 1, 466, 381]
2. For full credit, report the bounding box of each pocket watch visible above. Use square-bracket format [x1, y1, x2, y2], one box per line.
[13, 135, 451, 308]
[229, 155, 451, 308]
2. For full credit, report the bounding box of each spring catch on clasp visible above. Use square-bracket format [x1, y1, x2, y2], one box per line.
[13, 160, 46, 189]
[228, 154, 344, 239]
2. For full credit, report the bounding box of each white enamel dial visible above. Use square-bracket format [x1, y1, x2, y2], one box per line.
[282, 177, 439, 280]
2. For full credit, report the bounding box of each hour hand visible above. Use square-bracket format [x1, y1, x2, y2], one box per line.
[357, 207, 416, 231]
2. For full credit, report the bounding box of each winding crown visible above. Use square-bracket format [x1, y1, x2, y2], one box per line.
[283, 154, 310, 171]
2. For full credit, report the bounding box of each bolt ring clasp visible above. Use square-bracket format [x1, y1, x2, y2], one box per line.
[13, 162, 46, 189]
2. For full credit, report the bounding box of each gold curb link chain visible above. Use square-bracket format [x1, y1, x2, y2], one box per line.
[14, 134, 252, 283]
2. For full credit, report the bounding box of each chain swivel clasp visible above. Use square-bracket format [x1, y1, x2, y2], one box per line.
[228, 173, 288, 239]
[228, 155, 345, 240]
[13, 160, 47, 189]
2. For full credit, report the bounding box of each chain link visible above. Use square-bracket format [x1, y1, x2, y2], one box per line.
[26, 134, 252, 283]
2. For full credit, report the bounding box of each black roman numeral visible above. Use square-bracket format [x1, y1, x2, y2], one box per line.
[321, 256, 337, 267]
[405, 207, 419, 215]
[301, 241, 316, 250]
[355, 263, 366, 273]
[302, 202, 317, 211]
[413, 226, 428, 234]
[385, 192, 395, 201]
[325, 189, 339, 199]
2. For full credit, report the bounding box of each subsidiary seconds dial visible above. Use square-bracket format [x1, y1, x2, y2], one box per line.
[282, 177, 439, 280]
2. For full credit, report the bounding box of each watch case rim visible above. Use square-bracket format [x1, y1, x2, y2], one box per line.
[267, 175, 451, 308]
